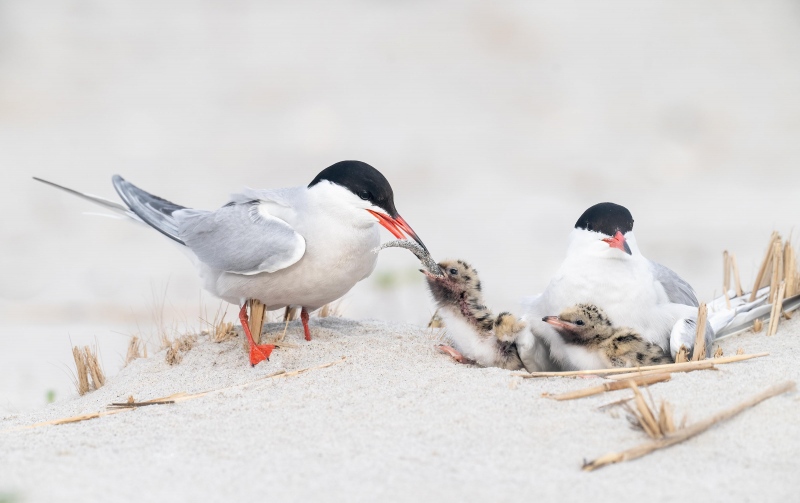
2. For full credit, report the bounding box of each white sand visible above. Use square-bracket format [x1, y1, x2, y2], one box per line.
[2, 315, 798, 502]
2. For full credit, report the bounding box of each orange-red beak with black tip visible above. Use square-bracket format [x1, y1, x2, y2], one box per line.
[602, 231, 632, 255]
[367, 210, 428, 252]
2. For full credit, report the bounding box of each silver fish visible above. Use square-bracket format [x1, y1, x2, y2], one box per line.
[374, 240, 444, 277]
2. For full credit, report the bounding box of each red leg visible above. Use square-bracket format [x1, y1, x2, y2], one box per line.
[436, 344, 475, 365]
[301, 307, 311, 341]
[239, 303, 275, 366]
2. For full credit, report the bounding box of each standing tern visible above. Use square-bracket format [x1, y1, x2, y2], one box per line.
[35, 160, 427, 366]
[515, 202, 710, 372]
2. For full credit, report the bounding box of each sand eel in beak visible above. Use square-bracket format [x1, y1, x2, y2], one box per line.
[34, 160, 427, 367]
[515, 202, 711, 372]
[544, 304, 672, 368]
[423, 259, 526, 370]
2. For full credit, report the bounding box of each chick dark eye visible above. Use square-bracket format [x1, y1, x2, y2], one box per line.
[358, 190, 371, 201]
[575, 320, 585, 326]
[449, 268, 458, 275]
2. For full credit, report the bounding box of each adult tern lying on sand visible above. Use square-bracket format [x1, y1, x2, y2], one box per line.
[35, 160, 427, 366]
[515, 202, 711, 372]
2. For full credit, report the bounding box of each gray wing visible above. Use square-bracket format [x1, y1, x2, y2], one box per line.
[112, 175, 186, 244]
[175, 201, 305, 275]
[650, 261, 699, 307]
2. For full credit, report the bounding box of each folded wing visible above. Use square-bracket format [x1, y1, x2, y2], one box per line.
[176, 201, 305, 275]
[650, 261, 699, 307]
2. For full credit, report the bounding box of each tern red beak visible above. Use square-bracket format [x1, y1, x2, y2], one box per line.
[367, 210, 428, 252]
[542, 316, 577, 331]
[602, 231, 632, 255]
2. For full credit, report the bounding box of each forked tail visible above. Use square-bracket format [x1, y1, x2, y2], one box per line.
[33, 175, 187, 245]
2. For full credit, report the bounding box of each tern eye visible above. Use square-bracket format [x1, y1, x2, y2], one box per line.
[575, 319, 585, 326]
[358, 190, 371, 201]
[449, 268, 458, 276]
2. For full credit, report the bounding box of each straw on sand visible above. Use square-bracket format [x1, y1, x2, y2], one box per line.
[690, 303, 708, 361]
[767, 281, 787, 337]
[582, 381, 796, 471]
[515, 353, 767, 379]
[5, 358, 346, 432]
[750, 232, 781, 302]
[72, 345, 105, 395]
[621, 383, 683, 439]
[125, 336, 144, 366]
[247, 299, 267, 345]
[730, 253, 744, 297]
[785, 242, 798, 298]
[72, 347, 89, 395]
[674, 345, 689, 364]
[605, 361, 715, 381]
[545, 373, 671, 401]
[84, 345, 105, 389]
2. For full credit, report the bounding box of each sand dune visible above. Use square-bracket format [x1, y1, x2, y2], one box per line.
[2, 315, 798, 502]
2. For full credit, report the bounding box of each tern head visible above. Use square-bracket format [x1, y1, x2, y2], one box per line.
[308, 160, 427, 251]
[542, 304, 613, 345]
[423, 259, 481, 305]
[571, 202, 634, 257]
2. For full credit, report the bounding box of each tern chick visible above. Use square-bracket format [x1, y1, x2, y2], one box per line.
[543, 304, 672, 368]
[423, 259, 525, 370]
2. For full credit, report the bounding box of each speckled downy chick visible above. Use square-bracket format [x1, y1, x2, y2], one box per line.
[543, 304, 673, 368]
[424, 259, 526, 370]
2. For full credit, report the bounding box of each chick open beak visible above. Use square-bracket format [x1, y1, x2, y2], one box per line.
[367, 210, 428, 252]
[602, 231, 632, 255]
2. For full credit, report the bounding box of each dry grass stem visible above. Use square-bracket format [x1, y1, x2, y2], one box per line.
[582, 381, 796, 471]
[5, 358, 347, 432]
[71, 344, 104, 394]
[165, 334, 197, 365]
[247, 299, 266, 345]
[622, 383, 679, 439]
[165, 347, 182, 365]
[674, 345, 688, 363]
[713, 346, 723, 358]
[785, 242, 798, 298]
[731, 253, 744, 297]
[545, 373, 671, 401]
[691, 303, 708, 361]
[515, 352, 768, 378]
[597, 397, 634, 411]
[427, 309, 444, 329]
[318, 302, 343, 318]
[605, 361, 714, 381]
[769, 241, 784, 304]
[767, 281, 786, 337]
[752, 319, 763, 333]
[72, 347, 89, 395]
[213, 321, 236, 343]
[125, 336, 144, 366]
[750, 232, 781, 301]
[84, 345, 105, 390]
[284, 306, 298, 322]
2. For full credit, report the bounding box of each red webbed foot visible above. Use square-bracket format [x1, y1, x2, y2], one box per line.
[249, 343, 276, 366]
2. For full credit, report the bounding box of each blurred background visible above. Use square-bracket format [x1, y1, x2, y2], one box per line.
[1, 0, 798, 412]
